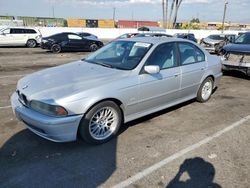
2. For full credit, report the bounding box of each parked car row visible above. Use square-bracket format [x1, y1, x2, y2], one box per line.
[1, 27, 249, 76]
[41, 32, 104, 53]
[0, 27, 104, 53]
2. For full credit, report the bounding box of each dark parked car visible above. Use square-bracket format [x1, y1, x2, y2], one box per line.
[135, 33, 172, 38]
[76, 32, 98, 40]
[200, 34, 236, 54]
[41, 32, 103, 53]
[174, 33, 197, 43]
[222, 32, 250, 76]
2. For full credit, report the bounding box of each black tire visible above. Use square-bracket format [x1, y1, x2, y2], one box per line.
[79, 101, 122, 145]
[197, 77, 214, 103]
[51, 44, 61, 53]
[89, 43, 99, 52]
[26, 39, 37, 48]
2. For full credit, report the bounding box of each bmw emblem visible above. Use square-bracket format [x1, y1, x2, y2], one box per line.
[22, 85, 28, 90]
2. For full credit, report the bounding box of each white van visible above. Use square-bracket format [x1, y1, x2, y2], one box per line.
[0, 27, 42, 48]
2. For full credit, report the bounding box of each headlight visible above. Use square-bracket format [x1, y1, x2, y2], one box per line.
[30, 100, 68, 117]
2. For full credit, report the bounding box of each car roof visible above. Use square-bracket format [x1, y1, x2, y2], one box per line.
[4, 27, 37, 30]
[117, 36, 191, 45]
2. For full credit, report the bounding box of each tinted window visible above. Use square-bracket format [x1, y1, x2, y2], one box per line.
[10, 29, 25, 34]
[68, 34, 82, 40]
[208, 35, 224, 40]
[235, 33, 250, 44]
[25, 29, 37, 34]
[82, 33, 90, 37]
[146, 43, 177, 70]
[178, 43, 205, 65]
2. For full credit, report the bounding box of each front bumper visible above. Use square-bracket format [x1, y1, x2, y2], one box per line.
[222, 61, 250, 76]
[11, 92, 83, 142]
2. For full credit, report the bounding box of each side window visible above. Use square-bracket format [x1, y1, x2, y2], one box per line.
[68, 34, 82, 40]
[27, 29, 37, 34]
[178, 43, 205, 65]
[196, 47, 205, 62]
[146, 43, 177, 70]
[11, 29, 24, 34]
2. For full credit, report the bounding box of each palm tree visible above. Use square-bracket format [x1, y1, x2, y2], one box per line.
[172, 0, 183, 28]
[165, 0, 168, 28]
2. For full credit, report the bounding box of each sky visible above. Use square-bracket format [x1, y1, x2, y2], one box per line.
[0, 0, 249, 23]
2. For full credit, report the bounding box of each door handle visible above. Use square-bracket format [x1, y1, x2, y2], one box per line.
[174, 74, 179, 77]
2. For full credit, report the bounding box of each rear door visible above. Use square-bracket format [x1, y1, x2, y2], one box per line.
[177, 42, 206, 99]
[10, 28, 27, 45]
[139, 42, 181, 112]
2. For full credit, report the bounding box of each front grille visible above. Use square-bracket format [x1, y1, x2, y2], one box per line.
[201, 41, 213, 48]
[225, 54, 250, 63]
[17, 90, 29, 106]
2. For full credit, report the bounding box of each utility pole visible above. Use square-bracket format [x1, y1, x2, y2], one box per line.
[113, 8, 116, 21]
[221, 0, 228, 33]
[52, 6, 55, 18]
[162, 0, 165, 28]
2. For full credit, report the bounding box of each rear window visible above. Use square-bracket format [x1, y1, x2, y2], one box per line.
[208, 35, 224, 40]
[10, 28, 37, 34]
[235, 33, 250, 44]
[25, 29, 37, 34]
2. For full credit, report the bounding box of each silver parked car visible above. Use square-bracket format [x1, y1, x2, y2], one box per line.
[11, 37, 222, 144]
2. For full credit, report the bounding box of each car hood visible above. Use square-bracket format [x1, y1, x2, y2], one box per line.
[223, 43, 250, 54]
[17, 61, 130, 101]
[203, 38, 221, 44]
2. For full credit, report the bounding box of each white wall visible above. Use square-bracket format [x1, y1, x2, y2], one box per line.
[38, 27, 242, 40]
[0, 25, 242, 40]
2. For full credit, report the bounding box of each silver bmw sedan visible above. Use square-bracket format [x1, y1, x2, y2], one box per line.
[11, 37, 222, 144]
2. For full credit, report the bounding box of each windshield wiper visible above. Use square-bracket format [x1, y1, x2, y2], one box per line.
[84, 59, 114, 68]
[94, 62, 114, 68]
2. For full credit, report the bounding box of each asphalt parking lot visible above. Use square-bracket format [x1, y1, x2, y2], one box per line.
[0, 47, 250, 188]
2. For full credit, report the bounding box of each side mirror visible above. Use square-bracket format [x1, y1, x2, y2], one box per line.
[144, 65, 160, 74]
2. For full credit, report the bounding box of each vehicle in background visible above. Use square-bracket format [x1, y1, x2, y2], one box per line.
[0, 27, 42, 48]
[115, 33, 139, 40]
[76, 32, 98, 40]
[200, 34, 236, 53]
[174, 33, 197, 43]
[12, 37, 222, 144]
[41, 32, 104, 53]
[135, 33, 172, 38]
[222, 32, 250, 76]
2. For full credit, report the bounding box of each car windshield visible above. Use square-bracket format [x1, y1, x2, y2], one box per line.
[208, 35, 224, 40]
[234, 33, 250, 44]
[85, 41, 152, 70]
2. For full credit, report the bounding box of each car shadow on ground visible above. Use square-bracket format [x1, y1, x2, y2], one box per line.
[0, 99, 198, 188]
[0, 130, 118, 188]
[166, 157, 221, 188]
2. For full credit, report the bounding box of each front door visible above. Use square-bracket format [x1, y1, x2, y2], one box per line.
[139, 42, 181, 112]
